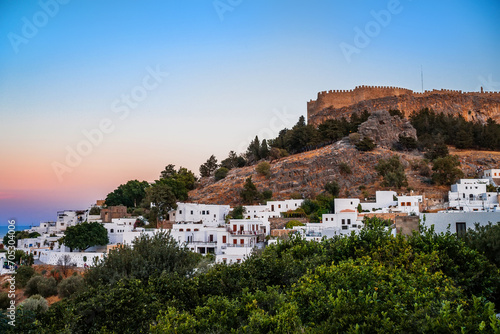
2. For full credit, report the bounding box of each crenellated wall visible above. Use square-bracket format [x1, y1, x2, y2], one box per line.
[307, 86, 500, 127]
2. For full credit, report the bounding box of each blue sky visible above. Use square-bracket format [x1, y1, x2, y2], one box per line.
[0, 0, 499, 226]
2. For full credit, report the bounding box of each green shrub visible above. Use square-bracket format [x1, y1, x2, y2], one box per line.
[261, 189, 273, 200]
[375, 156, 408, 188]
[24, 275, 43, 297]
[25, 275, 57, 298]
[461, 222, 500, 268]
[20, 294, 48, 313]
[58, 275, 85, 298]
[15, 265, 36, 288]
[256, 161, 271, 177]
[285, 220, 304, 229]
[339, 162, 352, 174]
[355, 136, 376, 151]
[0, 292, 10, 309]
[214, 167, 229, 181]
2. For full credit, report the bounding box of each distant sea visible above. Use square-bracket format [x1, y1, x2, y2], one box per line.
[0, 225, 34, 242]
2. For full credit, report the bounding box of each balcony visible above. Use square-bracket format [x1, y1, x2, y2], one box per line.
[305, 232, 322, 237]
[185, 241, 217, 246]
[227, 229, 264, 236]
[226, 243, 254, 248]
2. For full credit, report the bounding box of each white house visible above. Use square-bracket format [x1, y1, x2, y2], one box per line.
[243, 199, 305, 220]
[396, 195, 423, 215]
[360, 191, 397, 212]
[171, 203, 230, 226]
[421, 212, 500, 235]
[171, 215, 270, 264]
[448, 179, 498, 212]
[483, 169, 500, 186]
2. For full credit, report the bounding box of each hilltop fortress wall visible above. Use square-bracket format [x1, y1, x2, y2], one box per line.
[307, 85, 500, 127]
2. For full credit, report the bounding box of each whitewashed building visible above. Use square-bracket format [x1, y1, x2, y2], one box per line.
[448, 179, 499, 212]
[170, 203, 230, 225]
[243, 199, 305, 220]
[171, 217, 269, 264]
[421, 212, 500, 235]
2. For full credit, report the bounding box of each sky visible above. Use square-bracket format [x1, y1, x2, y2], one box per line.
[1, 0, 499, 226]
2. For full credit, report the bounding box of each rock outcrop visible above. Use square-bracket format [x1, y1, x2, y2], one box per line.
[358, 110, 417, 148]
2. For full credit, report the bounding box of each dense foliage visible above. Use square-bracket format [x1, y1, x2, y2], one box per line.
[85, 231, 202, 287]
[269, 112, 370, 155]
[461, 222, 500, 268]
[431, 154, 465, 185]
[145, 165, 197, 224]
[3, 223, 500, 333]
[61, 221, 109, 252]
[410, 108, 500, 151]
[105, 179, 150, 207]
[375, 156, 408, 188]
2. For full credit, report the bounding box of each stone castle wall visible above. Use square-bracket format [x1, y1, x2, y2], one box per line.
[307, 85, 500, 127]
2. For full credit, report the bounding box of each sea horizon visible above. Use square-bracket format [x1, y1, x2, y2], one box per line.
[0, 225, 36, 242]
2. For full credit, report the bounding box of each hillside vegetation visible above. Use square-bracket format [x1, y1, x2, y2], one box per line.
[3, 223, 500, 333]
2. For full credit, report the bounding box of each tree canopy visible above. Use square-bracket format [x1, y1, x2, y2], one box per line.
[62, 222, 109, 252]
[10, 224, 500, 333]
[199, 155, 219, 177]
[375, 156, 408, 188]
[105, 180, 150, 208]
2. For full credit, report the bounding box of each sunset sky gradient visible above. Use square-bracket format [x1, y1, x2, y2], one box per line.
[1, 0, 499, 225]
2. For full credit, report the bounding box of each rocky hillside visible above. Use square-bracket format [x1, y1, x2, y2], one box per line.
[189, 140, 500, 208]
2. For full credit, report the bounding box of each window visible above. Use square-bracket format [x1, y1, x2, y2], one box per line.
[190, 210, 193, 215]
[401, 202, 405, 206]
[186, 229, 191, 232]
[110, 229, 114, 233]
[347, 219, 351, 225]
[202, 210, 205, 215]
[342, 219, 346, 225]
[179, 229, 183, 232]
[233, 239, 237, 244]
[179, 210, 182, 214]
[207, 210, 210, 215]
[278, 204, 281, 209]
[342, 226, 348, 230]
[456, 222, 466, 236]
[325, 218, 329, 221]
[240, 239, 244, 245]
[406, 202, 411, 206]
[222, 235, 227, 243]
[194, 229, 199, 231]
[61, 223, 64, 226]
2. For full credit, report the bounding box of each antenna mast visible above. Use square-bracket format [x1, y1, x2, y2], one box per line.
[421, 65, 424, 92]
